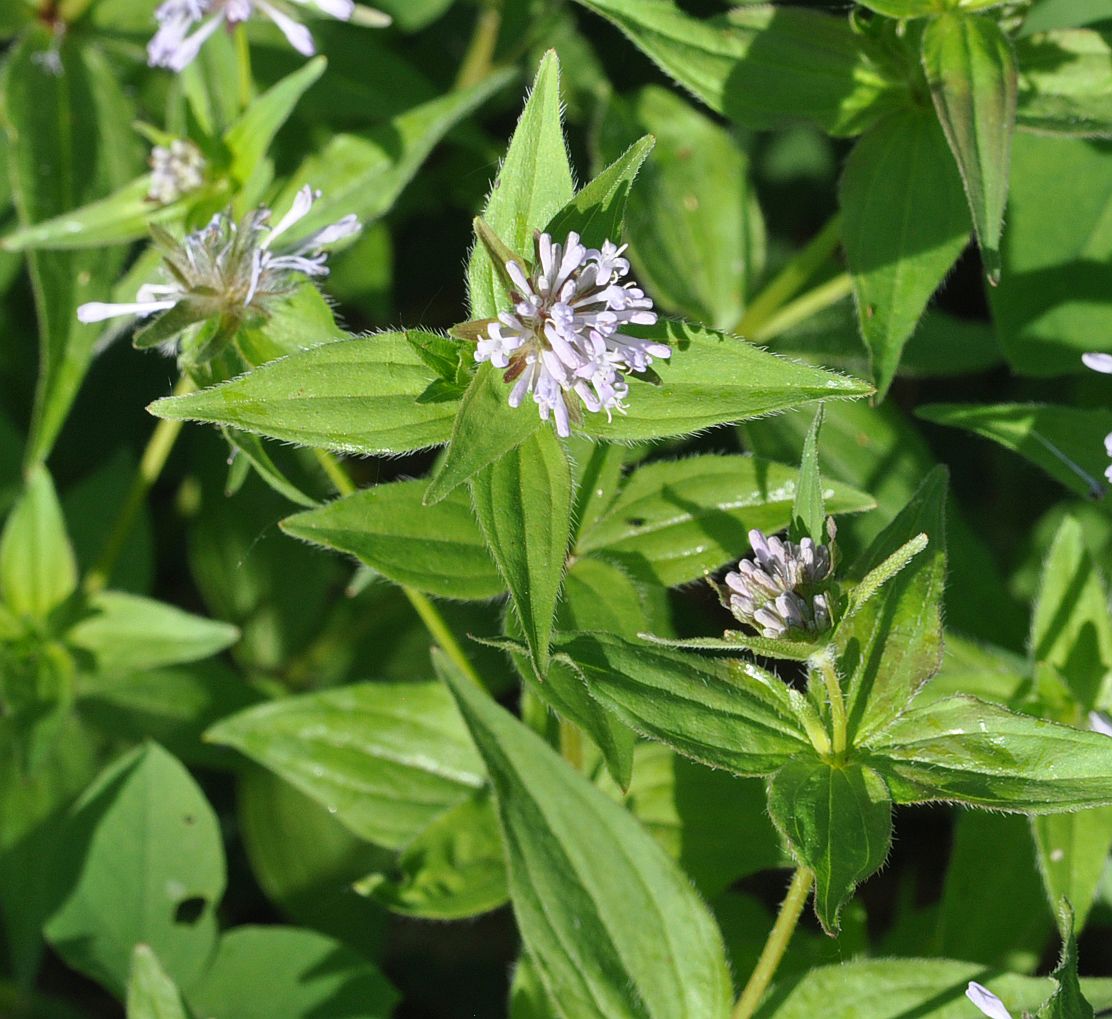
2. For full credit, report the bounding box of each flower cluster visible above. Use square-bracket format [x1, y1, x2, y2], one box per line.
[148, 0, 385, 72]
[1082, 351, 1112, 483]
[148, 140, 207, 205]
[475, 231, 667, 437]
[723, 528, 835, 639]
[77, 186, 359, 348]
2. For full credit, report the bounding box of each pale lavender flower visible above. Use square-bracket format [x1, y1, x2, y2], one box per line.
[965, 982, 1013, 1019]
[77, 186, 359, 332]
[1082, 351, 1112, 483]
[475, 232, 667, 437]
[148, 0, 385, 72]
[723, 528, 834, 639]
[148, 140, 207, 204]
[1090, 710, 1112, 738]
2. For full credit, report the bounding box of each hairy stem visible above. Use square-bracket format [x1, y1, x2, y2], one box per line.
[313, 449, 487, 690]
[85, 376, 196, 595]
[732, 868, 814, 1019]
[813, 650, 849, 760]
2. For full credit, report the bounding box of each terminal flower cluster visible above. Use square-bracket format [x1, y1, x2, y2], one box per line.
[148, 140, 207, 205]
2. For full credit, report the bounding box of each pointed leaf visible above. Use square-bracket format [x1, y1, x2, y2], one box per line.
[126, 945, 188, 1019]
[1039, 901, 1095, 1019]
[436, 650, 735, 1019]
[767, 758, 892, 934]
[148, 333, 456, 455]
[922, 13, 1018, 282]
[841, 110, 970, 397]
[1033, 809, 1112, 935]
[792, 408, 825, 543]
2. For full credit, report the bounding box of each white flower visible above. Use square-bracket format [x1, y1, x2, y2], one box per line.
[1082, 352, 1112, 483]
[77, 185, 359, 335]
[149, 140, 207, 204]
[965, 982, 1013, 1019]
[147, 0, 380, 72]
[475, 231, 667, 437]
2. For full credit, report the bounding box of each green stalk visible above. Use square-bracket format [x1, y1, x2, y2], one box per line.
[234, 24, 253, 112]
[454, 4, 503, 90]
[732, 869, 815, 1019]
[749, 273, 853, 344]
[813, 649, 849, 760]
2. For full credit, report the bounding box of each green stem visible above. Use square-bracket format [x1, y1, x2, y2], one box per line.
[454, 4, 502, 89]
[559, 719, 583, 770]
[748, 272, 852, 344]
[813, 650, 848, 760]
[234, 24, 253, 111]
[314, 449, 487, 690]
[739, 213, 843, 337]
[732, 869, 814, 1019]
[85, 376, 196, 595]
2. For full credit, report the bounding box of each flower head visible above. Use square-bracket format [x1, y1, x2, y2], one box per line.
[474, 231, 667, 437]
[722, 527, 835, 639]
[148, 0, 384, 72]
[149, 139, 207, 204]
[1082, 352, 1112, 483]
[966, 982, 1013, 1019]
[77, 186, 359, 360]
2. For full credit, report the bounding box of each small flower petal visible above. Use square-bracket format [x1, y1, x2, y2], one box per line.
[1083, 352, 1112, 374]
[964, 982, 1013, 1019]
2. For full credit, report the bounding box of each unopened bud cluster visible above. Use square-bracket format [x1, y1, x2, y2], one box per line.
[724, 528, 835, 639]
[148, 140, 206, 204]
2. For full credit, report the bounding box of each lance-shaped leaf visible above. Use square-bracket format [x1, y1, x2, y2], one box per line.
[563, 631, 810, 775]
[792, 408, 825, 543]
[471, 429, 572, 670]
[767, 757, 892, 934]
[841, 110, 970, 397]
[918, 402, 1112, 500]
[437, 650, 735, 1019]
[1039, 901, 1094, 1019]
[206, 682, 486, 850]
[569, 440, 626, 542]
[581, 320, 872, 443]
[467, 52, 574, 320]
[574, 0, 898, 137]
[640, 630, 828, 663]
[126, 945, 188, 1019]
[1033, 809, 1112, 935]
[865, 695, 1112, 812]
[577, 453, 873, 587]
[1015, 30, 1112, 139]
[281, 478, 503, 600]
[148, 333, 456, 455]
[922, 13, 1018, 283]
[840, 468, 946, 743]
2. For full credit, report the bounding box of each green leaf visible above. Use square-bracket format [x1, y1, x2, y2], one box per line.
[186, 926, 398, 1019]
[67, 592, 238, 675]
[641, 630, 828, 663]
[544, 134, 654, 251]
[569, 440, 626, 542]
[1031, 514, 1112, 709]
[472, 429, 572, 669]
[792, 408, 825, 543]
[854, 0, 941, 15]
[272, 69, 514, 245]
[423, 361, 542, 503]
[1033, 810, 1112, 934]
[281, 477, 503, 600]
[922, 13, 1018, 282]
[223, 57, 326, 185]
[0, 466, 77, 621]
[573, 0, 899, 137]
[866, 694, 1112, 811]
[582, 320, 873, 442]
[767, 757, 892, 934]
[918, 402, 1112, 499]
[45, 744, 225, 996]
[564, 631, 810, 776]
[467, 52, 574, 320]
[357, 788, 508, 920]
[840, 467, 947, 743]
[436, 649, 735, 1019]
[206, 681, 486, 849]
[148, 333, 455, 455]
[1015, 30, 1112, 138]
[577, 453, 872, 587]
[840, 110, 970, 397]
[595, 86, 765, 331]
[1039, 901, 1094, 1019]
[126, 945, 187, 1019]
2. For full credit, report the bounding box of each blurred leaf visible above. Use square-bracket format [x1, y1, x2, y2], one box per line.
[126, 945, 187, 1019]
[1015, 30, 1112, 138]
[207, 681, 486, 849]
[467, 52, 574, 320]
[574, 0, 899, 136]
[577, 453, 872, 587]
[922, 13, 1017, 282]
[917, 403, 1112, 499]
[371, 0, 455, 30]
[768, 757, 892, 934]
[1033, 810, 1112, 935]
[510, 954, 560, 1019]
[988, 133, 1112, 375]
[186, 926, 397, 1019]
[149, 333, 454, 455]
[596, 86, 764, 330]
[1021, 0, 1112, 33]
[282, 477, 503, 600]
[841, 110, 970, 396]
[45, 744, 225, 996]
[438, 650, 735, 1019]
